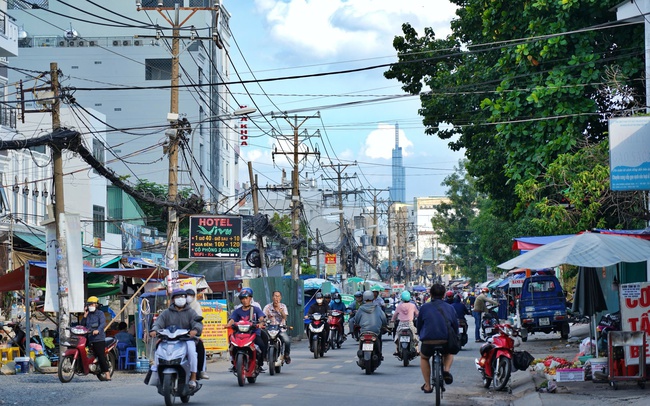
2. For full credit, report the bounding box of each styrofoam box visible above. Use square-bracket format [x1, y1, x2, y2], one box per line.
[587, 358, 608, 374]
[555, 368, 585, 382]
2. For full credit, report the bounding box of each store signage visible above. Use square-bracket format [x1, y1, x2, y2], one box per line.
[239, 105, 249, 146]
[189, 215, 242, 259]
[619, 282, 650, 364]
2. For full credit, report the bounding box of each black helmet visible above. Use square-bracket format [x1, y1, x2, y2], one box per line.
[315, 292, 323, 299]
[323, 292, 331, 298]
[354, 291, 363, 298]
[332, 292, 341, 300]
[238, 290, 252, 300]
[171, 288, 187, 299]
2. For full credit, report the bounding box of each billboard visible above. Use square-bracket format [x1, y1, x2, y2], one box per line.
[609, 117, 650, 191]
[188, 215, 242, 259]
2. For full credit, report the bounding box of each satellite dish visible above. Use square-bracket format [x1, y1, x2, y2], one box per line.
[64, 29, 78, 40]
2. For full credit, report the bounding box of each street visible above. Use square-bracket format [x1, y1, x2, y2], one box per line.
[5, 318, 649, 406]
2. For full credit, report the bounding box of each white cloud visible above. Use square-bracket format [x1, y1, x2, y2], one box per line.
[254, 0, 458, 61]
[363, 123, 413, 159]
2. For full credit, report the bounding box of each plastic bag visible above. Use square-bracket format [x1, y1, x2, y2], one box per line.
[579, 337, 595, 355]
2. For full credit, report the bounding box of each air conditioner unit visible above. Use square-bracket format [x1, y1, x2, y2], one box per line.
[58, 40, 65, 47]
[112, 40, 119, 46]
[89, 40, 96, 46]
[122, 40, 131, 46]
[77, 40, 85, 47]
[68, 41, 75, 47]
[133, 40, 142, 46]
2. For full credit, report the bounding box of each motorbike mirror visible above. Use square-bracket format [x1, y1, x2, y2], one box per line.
[194, 316, 204, 323]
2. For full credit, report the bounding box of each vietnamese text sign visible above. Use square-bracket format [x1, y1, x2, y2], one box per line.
[619, 282, 650, 365]
[325, 253, 337, 264]
[199, 299, 228, 353]
[609, 117, 650, 191]
[189, 215, 242, 259]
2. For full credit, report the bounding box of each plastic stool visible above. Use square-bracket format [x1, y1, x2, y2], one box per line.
[0, 347, 21, 364]
[124, 347, 138, 369]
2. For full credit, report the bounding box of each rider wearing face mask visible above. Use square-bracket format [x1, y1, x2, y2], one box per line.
[304, 292, 330, 342]
[329, 292, 347, 341]
[80, 296, 111, 381]
[150, 289, 203, 389]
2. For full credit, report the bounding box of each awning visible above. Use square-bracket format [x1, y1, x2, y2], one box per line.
[14, 232, 99, 258]
[511, 234, 574, 252]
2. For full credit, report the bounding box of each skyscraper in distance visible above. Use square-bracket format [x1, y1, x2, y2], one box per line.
[390, 123, 406, 203]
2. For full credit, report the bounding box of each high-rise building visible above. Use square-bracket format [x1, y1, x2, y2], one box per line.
[7, 1, 236, 211]
[390, 123, 405, 203]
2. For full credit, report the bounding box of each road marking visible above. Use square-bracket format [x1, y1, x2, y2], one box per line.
[332, 365, 343, 369]
[285, 384, 297, 388]
[344, 360, 353, 363]
[303, 376, 315, 380]
[319, 371, 329, 375]
[262, 394, 277, 399]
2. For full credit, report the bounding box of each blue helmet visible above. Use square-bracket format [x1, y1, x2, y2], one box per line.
[171, 288, 187, 299]
[241, 287, 253, 296]
[401, 291, 411, 302]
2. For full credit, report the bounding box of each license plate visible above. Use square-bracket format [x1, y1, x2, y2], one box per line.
[485, 328, 493, 334]
[539, 317, 550, 326]
[458, 327, 463, 334]
[362, 343, 374, 351]
[400, 336, 410, 342]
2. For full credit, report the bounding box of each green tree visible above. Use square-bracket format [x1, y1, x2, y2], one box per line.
[385, 0, 644, 223]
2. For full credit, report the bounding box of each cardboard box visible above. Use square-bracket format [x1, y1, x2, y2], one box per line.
[555, 368, 585, 382]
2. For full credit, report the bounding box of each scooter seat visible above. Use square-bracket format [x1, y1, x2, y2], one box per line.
[105, 337, 117, 346]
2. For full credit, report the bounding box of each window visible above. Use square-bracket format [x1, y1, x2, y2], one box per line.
[145, 58, 172, 80]
[93, 205, 105, 240]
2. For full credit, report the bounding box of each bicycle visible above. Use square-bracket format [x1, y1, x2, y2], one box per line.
[429, 342, 446, 406]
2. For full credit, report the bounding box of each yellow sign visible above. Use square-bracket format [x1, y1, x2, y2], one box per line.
[199, 300, 228, 353]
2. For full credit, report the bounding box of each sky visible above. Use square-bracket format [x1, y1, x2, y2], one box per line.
[223, 0, 465, 203]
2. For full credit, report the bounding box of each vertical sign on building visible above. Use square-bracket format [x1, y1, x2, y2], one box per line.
[239, 105, 249, 146]
[325, 253, 337, 276]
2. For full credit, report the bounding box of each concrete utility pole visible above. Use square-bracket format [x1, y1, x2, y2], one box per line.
[136, 1, 221, 291]
[321, 162, 360, 276]
[248, 162, 270, 304]
[271, 113, 320, 280]
[50, 62, 71, 350]
[364, 189, 388, 271]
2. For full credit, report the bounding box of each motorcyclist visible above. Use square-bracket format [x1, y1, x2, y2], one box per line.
[80, 296, 111, 382]
[351, 291, 387, 356]
[328, 292, 347, 343]
[228, 289, 267, 370]
[149, 289, 203, 389]
[391, 290, 419, 355]
[444, 290, 455, 304]
[347, 291, 363, 340]
[323, 292, 332, 308]
[371, 286, 385, 308]
[472, 288, 498, 343]
[234, 287, 262, 311]
[185, 287, 209, 380]
[304, 292, 330, 344]
[262, 290, 292, 364]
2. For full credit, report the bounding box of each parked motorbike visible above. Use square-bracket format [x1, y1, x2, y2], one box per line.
[394, 326, 418, 367]
[58, 325, 118, 383]
[481, 306, 499, 340]
[475, 323, 525, 391]
[145, 327, 201, 406]
[266, 324, 288, 375]
[308, 313, 328, 359]
[357, 331, 382, 374]
[229, 320, 261, 386]
[327, 310, 345, 349]
[458, 318, 469, 348]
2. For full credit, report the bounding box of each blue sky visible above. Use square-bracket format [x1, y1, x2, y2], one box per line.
[223, 0, 465, 201]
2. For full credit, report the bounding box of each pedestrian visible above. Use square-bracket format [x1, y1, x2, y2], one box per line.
[472, 287, 498, 342]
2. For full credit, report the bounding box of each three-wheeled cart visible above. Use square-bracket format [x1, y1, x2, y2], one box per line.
[607, 331, 646, 390]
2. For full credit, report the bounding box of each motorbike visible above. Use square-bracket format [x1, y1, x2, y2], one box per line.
[57, 325, 118, 383]
[327, 310, 345, 349]
[145, 327, 201, 406]
[475, 323, 523, 391]
[357, 331, 382, 374]
[229, 320, 261, 386]
[394, 325, 418, 367]
[481, 305, 499, 340]
[308, 313, 328, 359]
[266, 324, 288, 375]
[458, 318, 469, 348]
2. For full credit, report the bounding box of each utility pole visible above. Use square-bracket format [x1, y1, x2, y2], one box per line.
[364, 188, 388, 272]
[321, 162, 360, 277]
[271, 113, 320, 280]
[248, 162, 270, 304]
[50, 62, 70, 351]
[137, 2, 221, 292]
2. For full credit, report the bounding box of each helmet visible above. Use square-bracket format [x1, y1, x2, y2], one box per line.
[470, 292, 475, 296]
[86, 296, 99, 304]
[354, 291, 363, 298]
[371, 285, 382, 292]
[315, 292, 323, 299]
[482, 287, 489, 293]
[445, 291, 454, 298]
[171, 288, 187, 299]
[332, 293, 341, 300]
[185, 288, 196, 296]
[401, 291, 411, 302]
[323, 292, 331, 299]
[241, 287, 253, 296]
[238, 289, 252, 300]
[362, 291, 374, 302]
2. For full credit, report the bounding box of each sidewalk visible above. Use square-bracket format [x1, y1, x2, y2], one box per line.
[513, 323, 649, 405]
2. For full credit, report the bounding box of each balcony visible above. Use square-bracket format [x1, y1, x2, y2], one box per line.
[0, 14, 18, 57]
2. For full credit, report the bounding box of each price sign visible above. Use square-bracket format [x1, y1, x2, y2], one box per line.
[189, 215, 242, 260]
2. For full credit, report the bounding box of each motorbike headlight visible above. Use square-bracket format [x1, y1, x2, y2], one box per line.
[268, 329, 279, 338]
[237, 324, 251, 333]
[313, 313, 322, 321]
[70, 326, 87, 335]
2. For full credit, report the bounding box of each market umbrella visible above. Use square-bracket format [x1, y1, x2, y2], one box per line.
[498, 232, 650, 270]
[303, 278, 329, 289]
[412, 285, 427, 292]
[572, 267, 608, 356]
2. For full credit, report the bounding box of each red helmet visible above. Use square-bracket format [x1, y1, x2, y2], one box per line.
[445, 291, 454, 298]
[482, 287, 489, 293]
